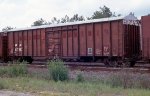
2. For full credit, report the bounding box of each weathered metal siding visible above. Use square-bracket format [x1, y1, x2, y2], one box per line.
[59, 20, 124, 58]
[93, 21, 124, 57]
[118, 21, 124, 56]
[141, 16, 150, 59]
[41, 29, 46, 56]
[24, 31, 28, 56]
[28, 30, 32, 56]
[111, 21, 119, 56]
[79, 24, 86, 56]
[46, 27, 61, 59]
[102, 22, 111, 56]
[18, 31, 22, 56]
[86, 24, 94, 56]
[7, 29, 46, 59]
[94, 23, 103, 56]
[62, 26, 68, 57]
[73, 25, 79, 57]
[111, 21, 124, 56]
[8, 32, 14, 56]
[68, 26, 73, 56]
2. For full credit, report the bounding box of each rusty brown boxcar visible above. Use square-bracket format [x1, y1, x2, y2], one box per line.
[2, 13, 141, 66]
[141, 15, 150, 62]
[54, 13, 140, 66]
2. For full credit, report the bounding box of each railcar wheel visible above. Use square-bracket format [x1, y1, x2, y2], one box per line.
[122, 61, 135, 67]
[104, 59, 110, 67]
[111, 60, 118, 67]
[26, 58, 33, 64]
[130, 61, 135, 67]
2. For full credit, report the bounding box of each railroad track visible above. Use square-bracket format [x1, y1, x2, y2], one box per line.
[0, 62, 150, 73]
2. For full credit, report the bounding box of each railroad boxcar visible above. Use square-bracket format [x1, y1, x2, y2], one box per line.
[141, 15, 150, 62]
[3, 13, 141, 66]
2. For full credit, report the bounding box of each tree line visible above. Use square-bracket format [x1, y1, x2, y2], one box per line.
[2, 6, 121, 31]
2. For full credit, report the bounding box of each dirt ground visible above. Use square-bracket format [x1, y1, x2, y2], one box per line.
[0, 90, 34, 96]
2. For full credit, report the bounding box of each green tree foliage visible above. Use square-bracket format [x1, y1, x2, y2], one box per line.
[32, 18, 48, 26]
[88, 6, 118, 19]
[70, 14, 85, 22]
[31, 6, 120, 26]
[51, 17, 60, 24]
[61, 15, 70, 23]
[60, 14, 85, 23]
[2, 26, 14, 31]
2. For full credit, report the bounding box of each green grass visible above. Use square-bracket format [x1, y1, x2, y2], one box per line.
[0, 61, 27, 77]
[0, 77, 150, 96]
[0, 61, 149, 96]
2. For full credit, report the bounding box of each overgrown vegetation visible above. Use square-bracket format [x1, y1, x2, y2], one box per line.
[0, 61, 27, 77]
[107, 69, 150, 89]
[0, 60, 150, 96]
[48, 59, 69, 81]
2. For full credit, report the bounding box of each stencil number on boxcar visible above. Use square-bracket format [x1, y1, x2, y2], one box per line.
[88, 48, 93, 55]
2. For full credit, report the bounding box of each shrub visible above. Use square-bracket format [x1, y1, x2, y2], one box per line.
[76, 74, 84, 82]
[48, 59, 69, 82]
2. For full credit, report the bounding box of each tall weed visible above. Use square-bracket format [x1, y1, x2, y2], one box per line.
[48, 59, 69, 82]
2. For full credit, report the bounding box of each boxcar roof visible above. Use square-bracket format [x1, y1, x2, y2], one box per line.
[2, 13, 138, 32]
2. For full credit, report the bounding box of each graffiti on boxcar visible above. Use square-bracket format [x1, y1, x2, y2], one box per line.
[104, 46, 110, 56]
[96, 49, 102, 55]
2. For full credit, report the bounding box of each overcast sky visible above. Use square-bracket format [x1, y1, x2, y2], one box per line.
[0, 0, 150, 30]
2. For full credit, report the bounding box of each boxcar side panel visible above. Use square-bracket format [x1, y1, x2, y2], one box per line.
[62, 27, 68, 57]
[18, 31, 23, 56]
[14, 32, 19, 56]
[41, 29, 46, 56]
[53, 27, 61, 57]
[37, 29, 41, 56]
[86, 24, 94, 56]
[8, 32, 14, 56]
[94, 23, 103, 56]
[111, 21, 119, 56]
[28, 30, 32, 56]
[68, 26, 73, 56]
[33, 30, 37, 56]
[23, 31, 28, 56]
[79, 24, 86, 56]
[73, 25, 78, 57]
[118, 21, 124, 56]
[102, 22, 110, 56]
[46, 28, 53, 57]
